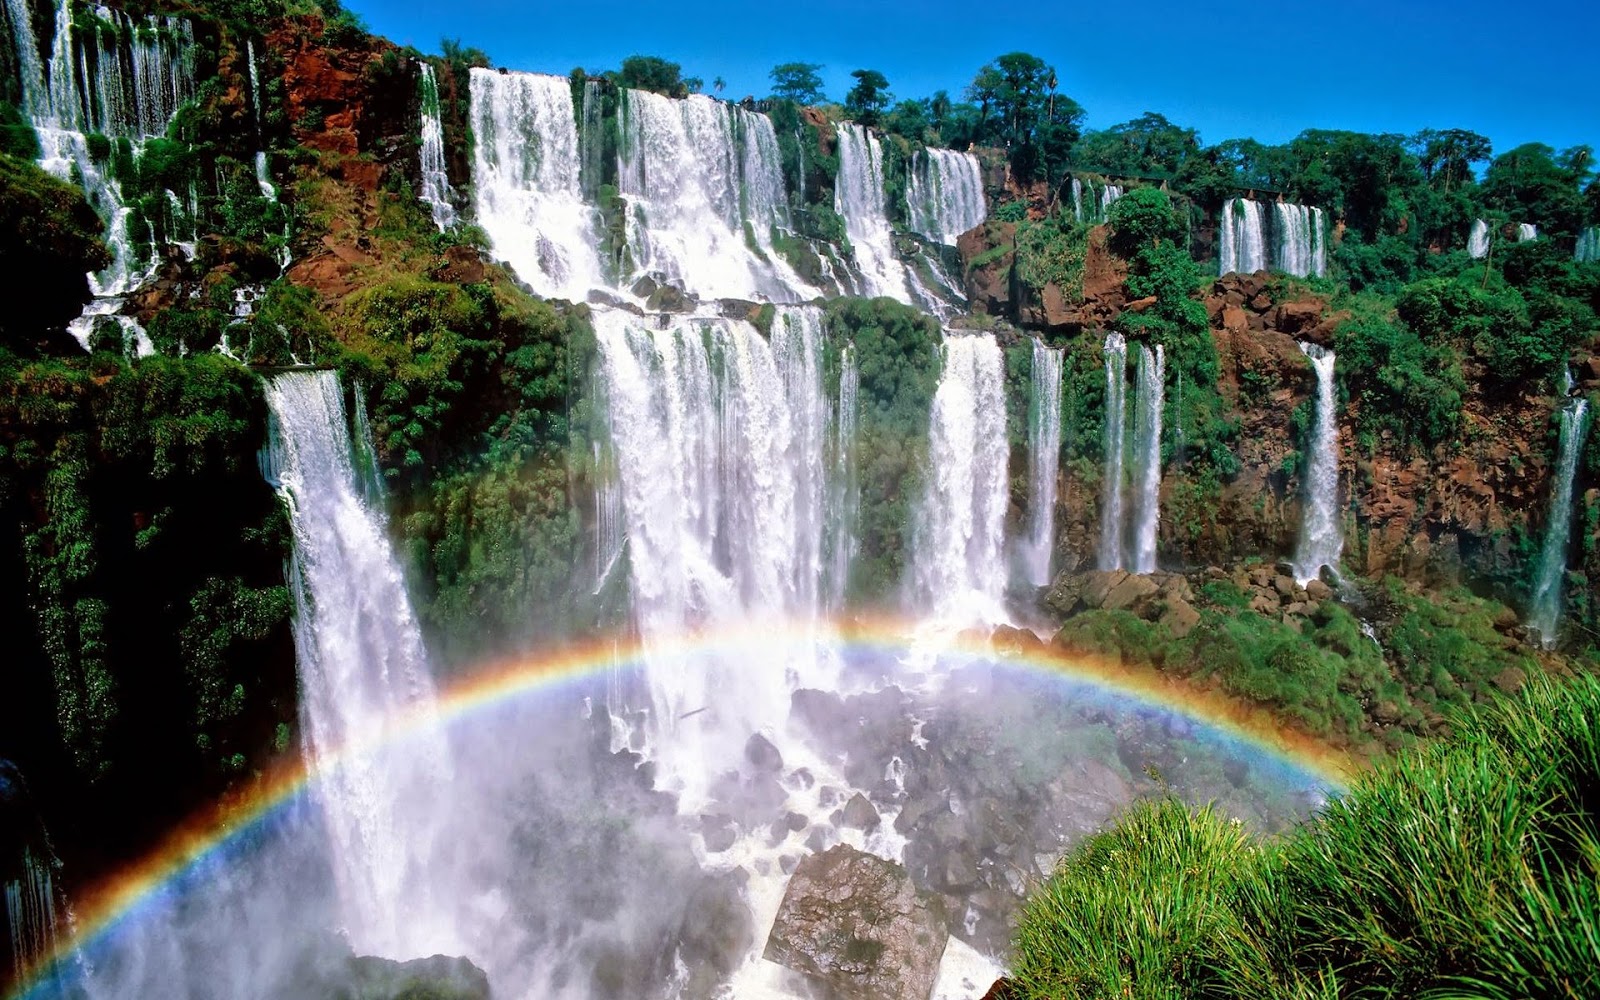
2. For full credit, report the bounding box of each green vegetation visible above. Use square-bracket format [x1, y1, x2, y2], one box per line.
[0, 153, 111, 346]
[1012, 673, 1600, 999]
[768, 62, 825, 105]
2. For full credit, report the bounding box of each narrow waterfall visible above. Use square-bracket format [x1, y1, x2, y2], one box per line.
[905, 148, 986, 245]
[834, 123, 911, 303]
[826, 345, 860, 610]
[1024, 339, 1064, 587]
[6, 0, 196, 306]
[1219, 198, 1267, 275]
[1292, 344, 1343, 584]
[418, 63, 457, 230]
[261, 372, 456, 960]
[592, 306, 845, 804]
[1527, 374, 1591, 648]
[617, 90, 813, 302]
[1468, 219, 1491, 258]
[1098, 332, 1128, 571]
[1274, 203, 1327, 278]
[914, 333, 1009, 622]
[1577, 227, 1600, 263]
[1071, 177, 1083, 222]
[1129, 344, 1165, 574]
[1, 762, 74, 995]
[469, 68, 605, 300]
[1099, 184, 1124, 221]
[1519, 223, 1539, 242]
[1070, 178, 1123, 224]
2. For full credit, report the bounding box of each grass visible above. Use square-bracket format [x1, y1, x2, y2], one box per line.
[1010, 673, 1600, 1000]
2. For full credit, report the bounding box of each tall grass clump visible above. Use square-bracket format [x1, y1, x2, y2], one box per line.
[1010, 674, 1600, 1000]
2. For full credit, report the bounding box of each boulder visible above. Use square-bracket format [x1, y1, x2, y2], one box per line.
[745, 733, 784, 773]
[837, 792, 881, 832]
[1158, 597, 1201, 639]
[340, 954, 490, 1000]
[678, 870, 755, 979]
[764, 844, 949, 1000]
[1305, 578, 1333, 602]
[700, 813, 738, 853]
[1101, 572, 1159, 612]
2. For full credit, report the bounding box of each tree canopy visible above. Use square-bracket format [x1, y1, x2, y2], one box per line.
[768, 62, 825, 105]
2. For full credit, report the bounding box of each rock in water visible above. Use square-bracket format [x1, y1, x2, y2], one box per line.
[764, 844, 949, 1000]
[341, 954, 491, 1000]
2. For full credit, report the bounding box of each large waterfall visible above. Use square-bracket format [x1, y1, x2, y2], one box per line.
[592, 306, 853, 802]
[1577, 227, 1600, 263]
[1468, 219, 1491, 258]
[418, 63, 457, 230]
[914, 333, 1009, 623]
[1129, 344, 1165, 574]
[469, 68, 606, 300]
[1024, 339, 1064, 587]
[5, 0, 196, 340]
[618, 90, 814, 302]
[1292, 344, 1343, 584]
[1273, 203, 1327, 278]
[906, 148, 986, 246]
[834, 122, 911, 303]
[1527, 374, 1591, 648]
[1220, 199, 1325, 277]
[1098, 333, 1128, 571]
[261, 372, 456, 960]
[1219, 198, 1267, 276]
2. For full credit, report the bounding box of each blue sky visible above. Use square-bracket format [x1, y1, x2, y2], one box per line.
[349, 0, 1598, 156]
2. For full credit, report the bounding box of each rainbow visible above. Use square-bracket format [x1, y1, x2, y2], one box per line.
[10, 616, 1356, 999]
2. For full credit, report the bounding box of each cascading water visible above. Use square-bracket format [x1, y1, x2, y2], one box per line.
[1099, 183, 1124, 221]
[1071, 177, 1083, 222]
[1527, 372, 1591, 648]
[834, 122, 911, 303]
[826, 345, 860, 610]
[1274, 203, 1326, 278]
[1468, 219, 1491, 258]
[1519, 223, 1539, 242]
[913, 333, 1009, 623]
[469, 68, 606, 300]
[1098, 332, 1128, 571]
[1219, 198, 1267, 275]
[1023, 339, 1064, 587]
[592, 306, 846, 802]
[6, 0, 197, 347]
[418, 63, 457, 231]
[617, 89, 815, 302]
[1129, 344, 1165, 574]
[1577, 227, 1600, 263]
[905, 148, 986, 246]
[1292, 343, 1343, 584]
[261, 371, 457, 960]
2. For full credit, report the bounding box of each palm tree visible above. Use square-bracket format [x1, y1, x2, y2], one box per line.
[713, 76, 726, 94]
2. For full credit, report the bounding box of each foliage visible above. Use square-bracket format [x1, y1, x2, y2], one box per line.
[616, 55, 699, 98]
[1013, 674, 1600, 1000]
[1335, 313, 1464, 450]
[843, 69, 890, 127]
[963, 52, 1081, 185]
[0, 153, 111, 346]
[1073, 112, 1201, 181]
[768, 62, 825, 105]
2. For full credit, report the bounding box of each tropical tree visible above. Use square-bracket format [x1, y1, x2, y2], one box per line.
[844, 69, 891, 126]
[768, 62, 825, 105]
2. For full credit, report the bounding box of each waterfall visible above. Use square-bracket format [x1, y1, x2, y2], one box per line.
[834, 122, 911, 303]
[254, 151, 277, 201]
[592, 305, 846, 804]
[1129, 344, 1165, 574]
[1274, 203, 1327, 278]
[6, 0, 197, 302]
[418, 63, 457, 230]
[1519, 223, 1539, 242]
[1098, 332, 1128, 571]
[1219, 198, 1266, 276]
[905, 148, 986, 245]
[261, 372, 456, 960]
[1098, 183, 1124, 221]
[1292, 343, 1343, 584]
[469, 68, 605, 300]
[617, 90, 814, 302]
[1468, 219, 1491, 258]
[1071, 177, 1083, 222]
[914, 333, 1009, 623]
[827, 345, 860, 610]
[1527, 374, 1591, 648]
[1577, 227, 1600, 263]
[1024, 339, 1064, 587]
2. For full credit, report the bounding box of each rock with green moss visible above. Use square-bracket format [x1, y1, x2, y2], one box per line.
[0, 153, 111, 349]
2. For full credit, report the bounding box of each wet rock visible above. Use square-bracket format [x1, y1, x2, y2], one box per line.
[1159, 597, 1201, 638]
[678, 870, 755, 979]
[700, 813, 737, 853]
[837, 792, 880, 832]
[746, 733, 784, 773]
[1273, 574, 1298, 598]
[991, 623, 1045, 654]
[764, 845, 949, 1000]
[1305, 578, 1334, 602]
[805, 827, 832, 854]
[792, 689, 850, 737]
[341, 954, 490, 1000]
